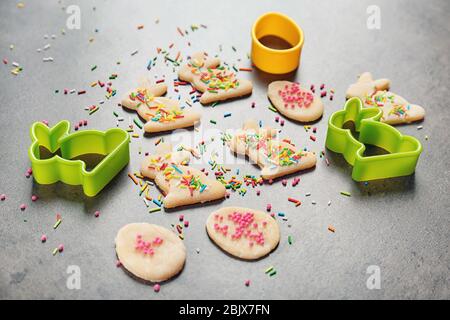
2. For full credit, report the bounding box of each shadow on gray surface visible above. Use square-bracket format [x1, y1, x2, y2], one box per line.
[29, 164, 130, 213]
[326, 149, 416, 196]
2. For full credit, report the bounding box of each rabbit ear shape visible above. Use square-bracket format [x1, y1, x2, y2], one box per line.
[136, 77, 167, 96]
[374, 78, 390, 91]
[145, 83, 167, 97]
[357, 72, 374, 83]
[30, 120, 70, 153]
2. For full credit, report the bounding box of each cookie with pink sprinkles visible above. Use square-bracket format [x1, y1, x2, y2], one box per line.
[206, 207, 280, 260]
[115, 223, 186, 282]
[268, 81, 324, 122]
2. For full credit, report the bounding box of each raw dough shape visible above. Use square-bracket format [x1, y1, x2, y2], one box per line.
[346, 72, 425, 125]
[268, 81, 324, 122]
[228, 120, 316, 180]
[178, 52, 253, 105]
[206, 206, 280, 260]
[115, 223, 186, 282]
[121, 81, 200, 133]
[140, 143, 226, 208]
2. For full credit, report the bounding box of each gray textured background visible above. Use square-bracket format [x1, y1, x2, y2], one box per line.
[0, 0, 449, 300]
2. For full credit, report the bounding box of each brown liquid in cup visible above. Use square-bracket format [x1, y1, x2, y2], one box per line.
[258, 35, 293, 50]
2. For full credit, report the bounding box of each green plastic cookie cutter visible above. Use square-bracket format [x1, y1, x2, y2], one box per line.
[325, 97, 422, 181]
[28, 120, 130, 196]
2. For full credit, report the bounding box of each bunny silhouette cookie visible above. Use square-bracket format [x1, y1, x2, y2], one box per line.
[346, 72, 425, 125]
[268, 81, 324, 122]
[206, 207, 280, 260]
[115, 223, 186, 282]
[121, 81, 200, 133]
[141, 143, 226, 208]
[178, 52, 253, 105]
[228, 120, 316, 180]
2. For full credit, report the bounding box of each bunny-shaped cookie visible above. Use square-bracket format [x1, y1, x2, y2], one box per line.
[140, 143, 226, 209]
[346, 72, 425, 125]
[228, 120, 316, 180]
[121, 80, 200, 133]
[178, 52, 253, 105]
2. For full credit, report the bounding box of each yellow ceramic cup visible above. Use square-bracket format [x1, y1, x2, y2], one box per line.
[251, 12, 304, 74]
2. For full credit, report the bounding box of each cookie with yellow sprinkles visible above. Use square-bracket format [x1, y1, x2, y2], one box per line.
[140, 143, 226, 209]
[228, 120, 316, 180]
[178, 52, 253, 105]
[121, 82, 201, 133]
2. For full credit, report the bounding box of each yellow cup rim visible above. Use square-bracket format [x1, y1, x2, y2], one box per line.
[251, 12, 304, 53]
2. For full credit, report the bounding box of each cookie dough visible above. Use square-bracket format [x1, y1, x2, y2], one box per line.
[346, 72, 425, 125]
[206, 207, 280, 260]
[121, 82, 200, 133]
[228, 120, 316, 180]
[115, 223, 186, 282]
[178, 52, 253, 105]
[268, 81, 324, 122]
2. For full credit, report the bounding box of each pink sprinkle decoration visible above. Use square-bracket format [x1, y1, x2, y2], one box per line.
[310, 135, 316, 142]
[280, 120, 285, 126]
[20, 204, 26, 211]
[184, 220, 189, 228]
[0, 194, 6, 201]
[27, 168, 33, 175]
[279, 82, 314, 109]
[94, 210, 100, 218]
[282, 179, 287, 186]
[275, 116, 279, 123]
[31, 195, 38, 201]
[41, 235, 47, 242]
[153, 284, 161, 292]
[58, 244, 64, 252]
[116, 260, 122, 267]
[256, 190, 261, 196]
[266, 204, 272, 212]
[245, 279, 251, 287]
[179, 214, 184, 222]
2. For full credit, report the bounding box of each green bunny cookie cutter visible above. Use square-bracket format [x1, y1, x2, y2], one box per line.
[28, 120, 130, 196]
[325, 97, 422, 181]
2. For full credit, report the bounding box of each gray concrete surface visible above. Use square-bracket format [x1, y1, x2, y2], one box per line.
[0, 0, 449, 299]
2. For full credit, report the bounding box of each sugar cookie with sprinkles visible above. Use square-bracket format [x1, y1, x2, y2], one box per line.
[206, 207, 280, 260]
[115, 223, 186, 282]
[228, 120, 316, 180]
[346, 72, 425, 125]
[121, 82, 200, 133]
[268, 81, 324, 122]
[140, 143, 226, 208]
[178, 52, 253, 105]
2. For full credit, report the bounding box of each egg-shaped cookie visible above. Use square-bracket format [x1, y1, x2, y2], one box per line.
[268, 81, 324, 122]
[115, 223, 186, 282]
[206, 207, 280, 260]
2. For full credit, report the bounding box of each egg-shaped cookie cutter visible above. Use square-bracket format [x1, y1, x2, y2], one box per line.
[28, 120, 130, 196]
[325, 98, 422, 181]
[251, 12, 304, 74]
